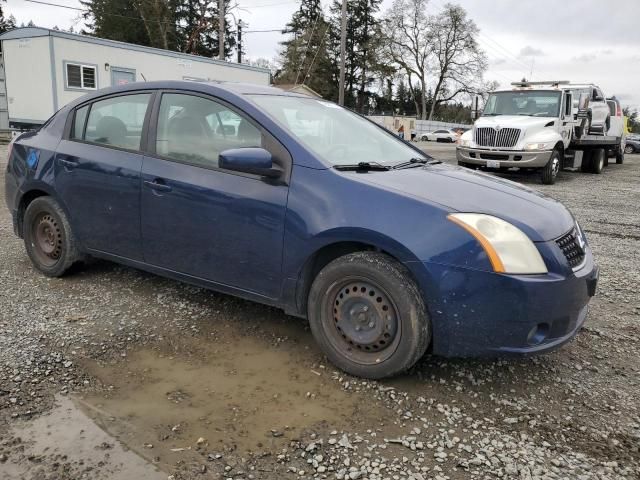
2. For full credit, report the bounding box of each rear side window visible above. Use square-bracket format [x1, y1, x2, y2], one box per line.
[607, 100, 616, 116]
[72, 105, 89, 139]
[77, 94, 151, 151]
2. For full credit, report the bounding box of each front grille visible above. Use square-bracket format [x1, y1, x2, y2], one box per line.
[475, 127, 521, 148]
[556, 228, 585, 268]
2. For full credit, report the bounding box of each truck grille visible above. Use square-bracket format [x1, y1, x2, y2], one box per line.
[556, 228, 585, 268]
[475, 127, 521, 148]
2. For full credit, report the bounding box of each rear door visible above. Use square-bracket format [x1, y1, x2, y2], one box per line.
[54, 92, 153, 260]
[140, 91, 290, 298]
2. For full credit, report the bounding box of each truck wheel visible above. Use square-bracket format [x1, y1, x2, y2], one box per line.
[591, 148, 605, 174]
[23, 196, 82, 277]
[307, 252, 431, 379]
[541, 150, 561, 184]
[584, 115, 592, 135]
[616, 147, 625, 164]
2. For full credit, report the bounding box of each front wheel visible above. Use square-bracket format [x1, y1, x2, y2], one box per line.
[308, 252, 431, 379]
[541, 150, 561, 184]
[23, 197, 82, 277]
[624, 145, 634, 155]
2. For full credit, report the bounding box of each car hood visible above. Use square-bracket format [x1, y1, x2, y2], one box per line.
[475, 115, 557, 129]
[352, 164, 574, 242]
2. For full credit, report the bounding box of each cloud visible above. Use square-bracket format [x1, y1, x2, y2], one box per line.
[490, 57, 507, 66]
[572, 53, 597, 62]
[519, 46, 545, 57]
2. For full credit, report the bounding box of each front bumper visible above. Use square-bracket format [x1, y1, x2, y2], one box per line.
[457, 146, 553, 168]
[409, 246, 598, 358]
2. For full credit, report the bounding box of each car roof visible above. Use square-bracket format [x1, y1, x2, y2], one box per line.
[64, 80, 307, 110]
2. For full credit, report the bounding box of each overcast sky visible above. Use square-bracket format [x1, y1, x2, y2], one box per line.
[5, 0, 640, 109]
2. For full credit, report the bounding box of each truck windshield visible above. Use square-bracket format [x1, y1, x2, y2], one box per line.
[250, 95, 427, 166]
[482, 91, 562, 117]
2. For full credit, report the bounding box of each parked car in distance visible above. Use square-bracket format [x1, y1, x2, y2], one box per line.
[625, 137, 640, 154]
[5, 81, 599, 379]
[421, 129, 458, 142]
[570, 84, 610, 135]
[605, 97, 626, 163]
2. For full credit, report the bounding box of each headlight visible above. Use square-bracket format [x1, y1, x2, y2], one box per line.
[448, 213, 548, 274]
[458, 138, 471, 147]
[524, 142, 553, 151]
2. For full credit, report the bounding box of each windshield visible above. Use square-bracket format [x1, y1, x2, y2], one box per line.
[482, 91, 562, 117]
[250, 95, 426, 166]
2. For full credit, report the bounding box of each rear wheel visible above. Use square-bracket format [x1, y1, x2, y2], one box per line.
[590, 148, 605, 174]
[541, 149, 561, 184]
[624, 144, 634, 154]
[308, 252, 430, 379]
[23, 197, 82, 277]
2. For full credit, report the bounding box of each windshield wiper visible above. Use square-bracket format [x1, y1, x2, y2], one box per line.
[334, 161, 390, 172]
[392, 157, 441, 169]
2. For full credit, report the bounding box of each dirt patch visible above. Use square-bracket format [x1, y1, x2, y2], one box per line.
[77, 332, 393, 472]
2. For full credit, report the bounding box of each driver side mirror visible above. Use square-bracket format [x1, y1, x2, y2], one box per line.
[219, 148, 281, 178]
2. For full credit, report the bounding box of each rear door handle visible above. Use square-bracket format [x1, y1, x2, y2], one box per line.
[144, 179, 172, 193]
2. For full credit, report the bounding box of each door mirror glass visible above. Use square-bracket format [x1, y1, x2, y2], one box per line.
[219, 148, 280, 178]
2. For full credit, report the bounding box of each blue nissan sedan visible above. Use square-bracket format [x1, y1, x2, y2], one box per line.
[4, 81, 598, 379]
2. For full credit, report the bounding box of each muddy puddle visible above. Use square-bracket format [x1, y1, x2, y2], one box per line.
[77, 330, 391, 472]
[3, 395, 165, 480]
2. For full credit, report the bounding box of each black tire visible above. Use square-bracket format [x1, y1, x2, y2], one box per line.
[616, 150, 624, 164]
[585, 115, 592, 135]
[23, 196, 82, 277]
[307, 252, 430, 379]
[590, 148, 605, 174]
[541, 149, 561, 185]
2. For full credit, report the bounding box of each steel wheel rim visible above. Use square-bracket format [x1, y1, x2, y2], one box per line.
[323, 276, 401, 366]
[552, 157, 560, 176]
[31, 213, 62, 267]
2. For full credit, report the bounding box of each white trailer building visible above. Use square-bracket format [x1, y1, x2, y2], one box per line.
[0, 27, 271, 129]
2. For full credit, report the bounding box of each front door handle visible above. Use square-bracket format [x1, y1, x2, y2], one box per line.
[143, 179, 172, 193]
[57, 157, 78, 169]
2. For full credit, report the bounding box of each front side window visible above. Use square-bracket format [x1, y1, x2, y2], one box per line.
[66, 63, 97, 90]
[155, 93, 263, 168]
[79, 93, 151, 150]
[482, 91, 561, 118]
[250, 95, 425, 166]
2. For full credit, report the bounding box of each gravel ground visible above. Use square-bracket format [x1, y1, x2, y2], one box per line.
[1, 142, 639, 480]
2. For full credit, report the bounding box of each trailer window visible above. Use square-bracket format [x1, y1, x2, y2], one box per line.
[66, 63, 97, 90]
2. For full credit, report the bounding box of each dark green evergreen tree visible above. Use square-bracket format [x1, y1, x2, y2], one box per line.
[0, 1, 15, 34]
[80, 0, 153, 46]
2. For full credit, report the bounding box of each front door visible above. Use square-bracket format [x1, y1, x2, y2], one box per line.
[54, 92, 153, 260]
[111, 68, 136, 86]
[140, 92, 289, 299]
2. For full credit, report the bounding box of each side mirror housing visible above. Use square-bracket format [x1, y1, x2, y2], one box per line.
[219, 148, 281, 178]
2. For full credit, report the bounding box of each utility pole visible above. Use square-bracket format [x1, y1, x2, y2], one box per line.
[237, 20, 242, 64]
[338, 0, 347, 105]
[218, 0, 225, 61]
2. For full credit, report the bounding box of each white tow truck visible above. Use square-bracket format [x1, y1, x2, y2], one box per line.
[457, 81, 625, 184]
